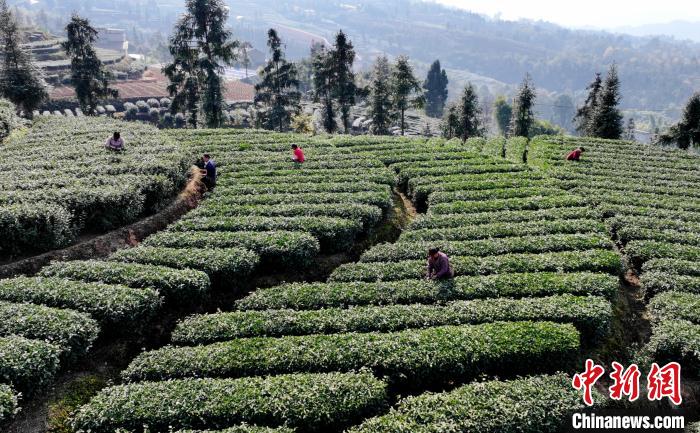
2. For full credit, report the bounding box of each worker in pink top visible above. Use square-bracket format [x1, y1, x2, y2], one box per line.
[292, 144, 305, 163]
[105, 131, 124, 151]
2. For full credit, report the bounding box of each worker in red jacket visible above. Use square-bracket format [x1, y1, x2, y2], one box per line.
[566, 147, 585, 161]
[292, 144, 305, 163]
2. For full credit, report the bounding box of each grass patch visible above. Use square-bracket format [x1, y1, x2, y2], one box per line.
[47, 375, 107, 433]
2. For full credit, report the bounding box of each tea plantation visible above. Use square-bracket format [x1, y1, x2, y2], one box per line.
[0, 120, 698, 431]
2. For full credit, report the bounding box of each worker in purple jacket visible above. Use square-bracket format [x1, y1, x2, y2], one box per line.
[427, 247, 454, 280]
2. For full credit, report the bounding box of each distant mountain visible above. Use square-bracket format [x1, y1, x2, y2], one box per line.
[11, 0, 700, 120]
[613, 21, 700, 43]
[224, 0, 699, 118]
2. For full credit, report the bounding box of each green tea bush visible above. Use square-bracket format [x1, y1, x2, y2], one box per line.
[641, 271, 700, 296]
[185, 203, 383, 228]
[360, 234, 612, 262]
[430, 195, 588, 215]
[482, 137, 506, 158]
[177, 427, 294, 433]
[0, 335, 61, 394]
[0, 276, 161, 327]
[647, 320, 700, 375]
[399, 219, 606, 242]
[0, 301, 99, 360]
[649, 291, 700, 324]
[143, 231, 319, 267]
[236, 272, 618, 311]
[505, 136, 529, 163]
[427, 186, 563, 205]
[348, 374, 594, 433]
[625, 241, 700, 268]
[123, 321, 579, 383]
[330, 250, 621, 282]
[0, 203, 74, 256]
[171, 216, 362, 252]
[72, 372, 387, 433]
[110, 247, 259, 279]
[40, 260, 210, 303]
[409, 206, 596, 229]
[173, 294, 610, 343]
[0, 384, 17, 424]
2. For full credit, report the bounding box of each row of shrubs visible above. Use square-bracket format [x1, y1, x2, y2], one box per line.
[123, 321, 579, 384]
[349, 373, 592, 433]
[330, 250, 621, 282]
[173, 294, 611, 343]
[0, 384, 17, 425]
[0, 276, 161, 327]
[360, 234, 612, 262]
[143, 231, 320, 267]
[185, 203, 383, 228]
[399, 219, 606, 242]
[235, 272, 619, 311]
[0, 117, 189, 256]
[409, 206, 597, 229]
[172, 216, 363, 253]
[71, 372, 387, 433]
[430, 195, 588, 215]
[110, 246, 260, 280]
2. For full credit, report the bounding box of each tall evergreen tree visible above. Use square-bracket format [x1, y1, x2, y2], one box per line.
[441, 103, 459, 139]
[254, 29, 301, 132]
[391, 55, 423, 136]
[423, 59, 448, 118]
[331, 30, 356, 133]
[493, 95, 512, 136]
[457, 83, 483, 141]
[626, 117, 636, 141]
[368, 55, 392, 135]
[312, 46, 336, 133]
[509, 74, 536, 138]
[574, 73, 602, 136]
[164, 0, 237, 128]
[62, 15, 117, 115]
[659, 93, 700, 149]
[0, 0, 48, 115]
[592, 64, 623, 139]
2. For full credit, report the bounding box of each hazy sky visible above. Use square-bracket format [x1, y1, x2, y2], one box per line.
[433, 0, 697, 28]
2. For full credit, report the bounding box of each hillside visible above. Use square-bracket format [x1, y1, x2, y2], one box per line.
[227, 0, 699, 121]
[1, 116, 699, 431]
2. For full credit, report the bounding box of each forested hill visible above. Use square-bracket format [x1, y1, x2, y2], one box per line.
[231, 0, 700, 113]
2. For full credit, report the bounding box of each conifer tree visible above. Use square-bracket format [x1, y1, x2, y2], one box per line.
[457, 82, 483, 141]
[391, 55, 423, 136]
[441, 103, 459, 139]
[574, 73, 602, 136]
[368, 55, 392, 135]
[312, 46, 336, 133]
[493, 95, 512, 136]
[164, 0, 237, 128]
[509, 74, 536, 138]
[331, 30, 356, 133]
[592, 64, 623, 139]
[62, 15, 118, 115]
[659, 92, 700, 149]
[254, 29, 301, 132]
[423, 59, 448, 118]
[0, 0, 48, 115]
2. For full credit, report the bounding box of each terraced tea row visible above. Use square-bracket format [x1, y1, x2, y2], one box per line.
[0, 117, 190, 256]
[72, 137, 616, 432]
[529, 135, 700, 377]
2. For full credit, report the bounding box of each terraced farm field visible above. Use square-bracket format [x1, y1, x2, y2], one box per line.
[1, 122, 699, 432]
